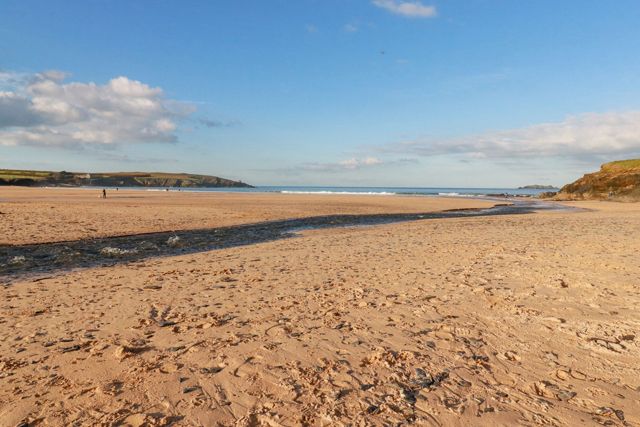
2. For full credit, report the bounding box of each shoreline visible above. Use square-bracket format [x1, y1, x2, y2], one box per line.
[0, 187, 499, 245]
[3, 184, 552, 197]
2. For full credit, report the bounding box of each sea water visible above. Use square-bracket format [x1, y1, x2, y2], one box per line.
[139, 186, 554, 197]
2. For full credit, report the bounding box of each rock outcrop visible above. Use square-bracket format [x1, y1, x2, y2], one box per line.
[555, 159, 640, 201]
[518, 185, 557, 190]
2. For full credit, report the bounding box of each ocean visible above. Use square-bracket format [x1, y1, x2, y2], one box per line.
[138, 186, 555, 197]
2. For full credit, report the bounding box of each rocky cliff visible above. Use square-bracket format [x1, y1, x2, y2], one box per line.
[555, 159, 640, 201]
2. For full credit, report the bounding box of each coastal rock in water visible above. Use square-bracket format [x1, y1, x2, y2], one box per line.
[518, 184, 558, 190]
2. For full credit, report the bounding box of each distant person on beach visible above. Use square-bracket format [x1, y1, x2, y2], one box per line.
[102, 189, 107, 199]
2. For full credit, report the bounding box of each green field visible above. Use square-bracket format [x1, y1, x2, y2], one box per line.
[0, 170, 53, 180]
[0, 169, 252, 188]
[602, 159, 640, 171]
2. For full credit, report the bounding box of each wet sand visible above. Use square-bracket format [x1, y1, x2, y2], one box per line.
[0, 187, 495, 245]
[1, 188, 639, 426]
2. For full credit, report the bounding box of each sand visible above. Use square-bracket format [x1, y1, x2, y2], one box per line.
[1, 188, 639, 426]
[0, 187, 495, 245]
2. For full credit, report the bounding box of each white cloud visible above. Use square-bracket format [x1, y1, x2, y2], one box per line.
[297, 157, 382, 172]
[344, 23, 359, 33]
[386, 111, 640, 160]
[339, 157, 383, 169]
[197, 118, 238, 128]
[0, 71, 194, 147]
[372, 0, 437, 18]
[38, 70, 69, 82]
[0, 91, 44, 127]
[292, 157, 416, 173]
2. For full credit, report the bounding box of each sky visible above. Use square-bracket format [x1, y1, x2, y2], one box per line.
[1, 0, 640, 187]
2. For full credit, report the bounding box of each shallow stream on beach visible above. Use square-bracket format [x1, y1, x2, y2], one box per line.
[0, 200, 578, 282]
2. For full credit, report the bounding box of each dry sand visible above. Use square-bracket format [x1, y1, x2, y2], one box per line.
[1, 188, 639, 426]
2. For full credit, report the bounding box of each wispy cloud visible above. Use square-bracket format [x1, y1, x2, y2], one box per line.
[383, 111, 640, 161]
[372, 0, 437, 18]
[94, 150, 180, 165]
[197, 118, 239, 128]
[312, 157, 383, 171]
[0, 70, 194, 148]
[344, 23, 359, 33]
[280, 157, 418, 173]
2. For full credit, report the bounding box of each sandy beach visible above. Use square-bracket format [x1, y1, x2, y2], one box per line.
[0, 187, 495, 245]
[1, 188, 639, 426]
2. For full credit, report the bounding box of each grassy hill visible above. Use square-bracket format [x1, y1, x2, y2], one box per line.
[0, 169, 253, 188]
[555, 159, 640, 201]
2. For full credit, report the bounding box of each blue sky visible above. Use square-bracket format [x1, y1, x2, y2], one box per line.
[2, 0, 640, 187]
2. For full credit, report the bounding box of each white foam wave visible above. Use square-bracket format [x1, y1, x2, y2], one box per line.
[438, 192, 478, 197]
[280, 190, 396, 196]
